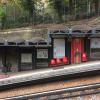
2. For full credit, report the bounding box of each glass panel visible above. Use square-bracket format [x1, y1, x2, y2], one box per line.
[21, 53, 32, 63]
[91, 38, 100, 59]
[91, 38, 100, 48]
[54, 39, 65, 58]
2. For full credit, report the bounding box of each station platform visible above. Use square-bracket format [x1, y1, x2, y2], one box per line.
[0, 74, 8, 79]
[0, 61, 100, 89]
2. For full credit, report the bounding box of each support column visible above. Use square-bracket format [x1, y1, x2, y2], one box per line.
[48, 47, 51, 66]
[84, 38, 90, 60]
[32, 47, 36, 69]
[51, 38, 54, 59]
[2, 47, 7, 73]
[65, 38, 71, 64]
[18, 47, 21, 71]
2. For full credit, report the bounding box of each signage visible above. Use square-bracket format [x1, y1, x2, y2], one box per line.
[91, 38, 100, 48]
[21, 53, 32, 63]
[54, 39, 65, 58]
[37, 49, 48, 58]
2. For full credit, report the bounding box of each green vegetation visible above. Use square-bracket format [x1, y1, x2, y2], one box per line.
[0, 0, 99, 29]
[0, 6, 6, 29]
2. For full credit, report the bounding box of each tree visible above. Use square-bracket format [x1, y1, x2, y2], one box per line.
[69, 0, 74, 15]
[94, 0, 99, 15]
[0, 7, 7, 29]
[20, 0, 37, 25]
[48, 0, 68, 21]
[21, 0, 35, 17]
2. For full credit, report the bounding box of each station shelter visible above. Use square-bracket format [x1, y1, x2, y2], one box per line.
[48, 25, 100, 65]
[0, 37, 51, 72]
[0, 25, 100, 72]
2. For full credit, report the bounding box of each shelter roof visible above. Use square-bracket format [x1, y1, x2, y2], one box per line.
[71, 25, 92, 30]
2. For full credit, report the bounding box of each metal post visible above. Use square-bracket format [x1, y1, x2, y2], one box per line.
[13, 0, 16, 26]
[87, 0, 89, 19]
[41, 3, 45, 24]
[63, 2, 66, 23]
[75, 0, 77, 19]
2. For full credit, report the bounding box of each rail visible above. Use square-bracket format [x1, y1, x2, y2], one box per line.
[4, 83, 100, 100]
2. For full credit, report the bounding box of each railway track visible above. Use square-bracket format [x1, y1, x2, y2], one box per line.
[0, 75, 100, 99]
[4, 83, 100, 100]
[0, 61, 100, 99]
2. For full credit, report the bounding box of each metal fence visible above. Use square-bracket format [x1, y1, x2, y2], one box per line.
[0, 2, 98, 30]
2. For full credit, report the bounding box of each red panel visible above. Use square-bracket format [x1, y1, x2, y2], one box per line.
[71, 38, 84, 64]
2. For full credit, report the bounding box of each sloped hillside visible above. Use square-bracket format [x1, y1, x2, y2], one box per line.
[0, 16, 99, 40]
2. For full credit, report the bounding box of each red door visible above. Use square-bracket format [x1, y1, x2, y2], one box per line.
[71, 38, 84, 64]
